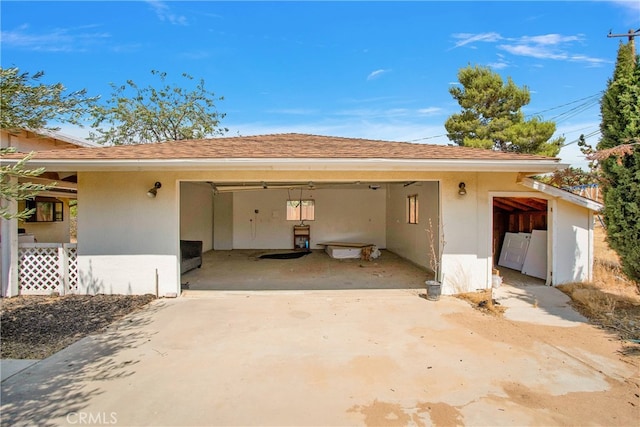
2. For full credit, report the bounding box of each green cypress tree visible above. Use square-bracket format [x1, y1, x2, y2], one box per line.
[597, 41, 640, 282]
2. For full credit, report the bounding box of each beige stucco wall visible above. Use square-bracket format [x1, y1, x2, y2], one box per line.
[77, 172, 180, 296]
[386, 181, 439, 270]
[180, 182, 213, 252]
[230, 188, 387, 249]
[440, 172, 547, 294]
[213, 193, 233, 250]
[553, 199, 593, 284]
[71, 169, 595, 296]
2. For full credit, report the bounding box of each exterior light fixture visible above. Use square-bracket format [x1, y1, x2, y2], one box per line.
[369, 184, 381, 190]
[147, 182, 162, 198]
[458, 182, 467, 196]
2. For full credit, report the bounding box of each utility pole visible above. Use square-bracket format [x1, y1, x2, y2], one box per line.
[608, 28, 640, 63]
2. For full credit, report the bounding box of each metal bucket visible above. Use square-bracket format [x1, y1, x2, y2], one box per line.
[425, 280, 441, 301]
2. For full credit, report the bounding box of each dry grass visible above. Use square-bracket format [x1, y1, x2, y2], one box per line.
[456, 289, 506, 316]
[558, 222, 640, 343]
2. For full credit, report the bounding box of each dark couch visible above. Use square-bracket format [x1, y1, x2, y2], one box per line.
[180, 240, 203, 274]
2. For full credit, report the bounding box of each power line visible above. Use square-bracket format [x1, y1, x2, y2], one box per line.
[526, 92, 602, 118]
[560, 129, 601, 148]
[408, 133, 448, 143]
[548, 97, 601, 124]
[408, 93, 603, 144]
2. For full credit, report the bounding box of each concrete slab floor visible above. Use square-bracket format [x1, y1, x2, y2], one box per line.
[181, 249, 431, 291]
[1, 291, 638, 427]
[493, 268, 589, 328]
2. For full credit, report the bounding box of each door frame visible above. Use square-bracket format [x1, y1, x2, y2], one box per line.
[488, 191, 555, 286]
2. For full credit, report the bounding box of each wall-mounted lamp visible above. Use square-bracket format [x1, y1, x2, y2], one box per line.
[369, 184, 381, 190]
[147, 182, 162, 198]
[458, 182, 467, 196]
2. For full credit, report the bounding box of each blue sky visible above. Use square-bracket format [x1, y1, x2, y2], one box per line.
[2, 1, 639, 168]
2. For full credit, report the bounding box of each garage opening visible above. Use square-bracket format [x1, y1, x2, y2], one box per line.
[493, 197, 548, 281]
[179, 181, 440, 291]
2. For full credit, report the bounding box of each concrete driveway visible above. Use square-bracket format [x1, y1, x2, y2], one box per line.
[1, 288, 638, 426]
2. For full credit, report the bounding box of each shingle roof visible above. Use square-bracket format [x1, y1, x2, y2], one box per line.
[4, 133, 559, 162]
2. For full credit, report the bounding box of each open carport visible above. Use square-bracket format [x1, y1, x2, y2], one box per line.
[3, 133, 601, 298]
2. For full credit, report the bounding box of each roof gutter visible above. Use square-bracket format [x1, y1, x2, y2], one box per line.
[5, 157, 566, 174]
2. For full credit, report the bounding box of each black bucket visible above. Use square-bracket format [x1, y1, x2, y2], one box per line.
[425, 280, 441, 301]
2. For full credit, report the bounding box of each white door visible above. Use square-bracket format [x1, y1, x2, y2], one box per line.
[498, 232, 531, 270]
[522, 230, 547, 280]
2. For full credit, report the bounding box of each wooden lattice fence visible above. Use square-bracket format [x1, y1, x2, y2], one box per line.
[18, 243, 78, 295]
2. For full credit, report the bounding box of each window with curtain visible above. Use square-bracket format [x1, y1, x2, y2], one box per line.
[287, 199, 315, 221]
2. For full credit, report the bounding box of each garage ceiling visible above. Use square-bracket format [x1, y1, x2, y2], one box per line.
[493, 197, 547, 212]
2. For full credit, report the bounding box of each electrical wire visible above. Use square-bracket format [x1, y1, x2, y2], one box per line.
[407, 93, 604, 144]
[560, 129, 601, 148]
[526, 92, 602, 118]
[408, 133, 449, 143]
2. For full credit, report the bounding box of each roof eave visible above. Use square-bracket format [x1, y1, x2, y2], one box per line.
[518, 177, 603, 211]
[11, 157, 566, 174]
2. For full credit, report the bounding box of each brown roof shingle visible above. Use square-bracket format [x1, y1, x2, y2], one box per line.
[3, 133, 559, 161]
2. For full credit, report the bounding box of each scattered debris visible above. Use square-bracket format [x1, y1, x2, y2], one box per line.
[456, 289, 506, 316]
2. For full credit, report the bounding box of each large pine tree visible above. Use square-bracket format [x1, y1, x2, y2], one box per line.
[444, 65, 564, 156]
[597, 41, 640, 282]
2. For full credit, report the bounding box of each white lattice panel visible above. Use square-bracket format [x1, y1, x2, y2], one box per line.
[17, 243, 78, 295]
[66, 244, 78, 293]
[18, 245, 63, 294]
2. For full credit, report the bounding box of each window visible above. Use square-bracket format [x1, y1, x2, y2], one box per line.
[407, 194, 418, 224]
[287, 199, 315, 221]
[25, 198, 64, 222]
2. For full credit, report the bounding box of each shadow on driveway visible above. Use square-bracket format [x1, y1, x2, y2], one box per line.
[0, 301, 167, 427]
[1, 290, 636, 426]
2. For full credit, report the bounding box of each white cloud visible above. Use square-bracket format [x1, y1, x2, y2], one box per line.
[610, 0, 640, 13]
[451, 32, 502, 49]
[367, 69, 390, 80]
[417, 107, 442, 115]
[487, 60, 509, 70]
[499, 44, 567, 60]
[1, 24, 110, 52]
[452, 31, 609, 66]
[499, 43, 609, 66]
[568, 55, 610, 66]
[146, 0, 188, 26]
[520, 34, 583, 45]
